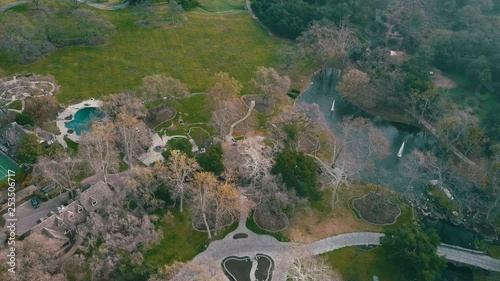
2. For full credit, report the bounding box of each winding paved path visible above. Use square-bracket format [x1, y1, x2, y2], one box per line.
[225, 100, 255, 142]
[173, 194, 500, 280]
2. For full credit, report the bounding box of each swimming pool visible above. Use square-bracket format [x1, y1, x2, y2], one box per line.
[64, 107, 104, 135]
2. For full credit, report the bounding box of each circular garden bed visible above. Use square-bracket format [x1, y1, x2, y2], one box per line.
[352, 192, 401, 225]
[145, 105, 176, 128]
[242, 95, 275, 115]
[253, 203, 288, 232]
[192, 210, 234, 232]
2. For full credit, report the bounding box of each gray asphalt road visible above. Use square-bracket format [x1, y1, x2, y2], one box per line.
[2, 192, 69, 236]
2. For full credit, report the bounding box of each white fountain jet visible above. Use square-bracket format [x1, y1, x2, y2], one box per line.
[397, 142, 405, 158]
[330, 99, 335, 112]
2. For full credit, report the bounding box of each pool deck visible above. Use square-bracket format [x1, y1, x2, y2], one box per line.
[55, 99, 102, 148]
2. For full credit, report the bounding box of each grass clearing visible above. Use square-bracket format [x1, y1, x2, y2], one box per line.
[145, 209, 237, 266]
[286, 184, 413, 243]
[1, 7, 281, 104]
[7, 100, 22, 110]
[197, 0, 245, 12]
[322, 246, 403, 281]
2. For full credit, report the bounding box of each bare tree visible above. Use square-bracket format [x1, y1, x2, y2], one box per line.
[287, 255, 343, 281]
[79, 122, 120, 182]
[252, 66, 291, 104]
[189, 172, 218, 239]
[33, 152, 84, 198]
[222, 136, 274, 187]
[115, 112, 151, 168]
[337, 68, 375, 109]
[212, 182, 239, 235]
[101, 92, 146, 120]
[127, 165, 165, 211]
[72, 9, 114, 45]
[141, 75, 189, 103]
[162, 150, 200, 212]
[206, 72, 242, 107]
[24, 95, 59, 126]
[298, 19, 359, 67]
[210, 99, 244, 136]
[0, 233, 66, 281]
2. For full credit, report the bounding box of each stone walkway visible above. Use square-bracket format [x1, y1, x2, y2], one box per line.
[173, 194, 500, 280]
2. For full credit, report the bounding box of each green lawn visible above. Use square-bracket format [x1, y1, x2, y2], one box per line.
[7, 100, 22, 110]
[322, 246, 404, 281]
[1, 6, 281, 104]
[145, 209, 237, 267]
[197, 0, 245, 12]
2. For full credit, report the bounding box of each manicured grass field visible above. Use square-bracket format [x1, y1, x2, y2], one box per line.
[1, 6, 281, 104]
[322, 246, 404, 281]
[145, 209, 237, 266]
[197, 0, 245, 12]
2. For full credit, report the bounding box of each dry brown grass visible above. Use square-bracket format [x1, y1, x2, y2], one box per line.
[285, 184, 387, 243]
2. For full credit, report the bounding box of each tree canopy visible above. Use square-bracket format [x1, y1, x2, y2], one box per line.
[381, 225, 446, 281]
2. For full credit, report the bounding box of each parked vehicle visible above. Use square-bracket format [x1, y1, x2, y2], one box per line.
[31, 197, 40, 209]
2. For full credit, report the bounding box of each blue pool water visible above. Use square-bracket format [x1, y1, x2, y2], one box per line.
[65, 107, 104, 135]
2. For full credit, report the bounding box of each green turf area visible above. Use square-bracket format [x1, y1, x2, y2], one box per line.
[7, 100, 22, 110]
[197, 0, 245, 12]
[322, 246, 404, 281]
[1, 7, 281, 104]
[145, 209, 237, 266]
[0, 152, 20, 185]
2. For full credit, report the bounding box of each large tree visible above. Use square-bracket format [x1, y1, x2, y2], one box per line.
[115, 112, 151, 167]
[211, 182, 239, 235]
[337, 69, 374, 109]
[141, 75, 189, 103]
[162, 150, 200, 212]
[252, 66, 291, 104]
[79, 122, 120, 182]
[189, 171, 218, 239]
[101, 92, 146, 120]
[298, 19, 359, 67]
[206, 72, 242, 107]
[381, 225, 446, 281]
[272, 149, 321, 202]
[0, 233, 66, 281]
[24, 96, 59, 126]
[33, 152, 84, 198]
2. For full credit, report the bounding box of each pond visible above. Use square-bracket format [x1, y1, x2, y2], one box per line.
[298, 68, 482, 252]
[222, 256, 252, 281]
[64, 107, 104, 135]
[298, 68, 441, 193]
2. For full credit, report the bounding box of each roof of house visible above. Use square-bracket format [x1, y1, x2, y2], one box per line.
[0, 123, 28, 155]
[78, 181, 114, 212]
